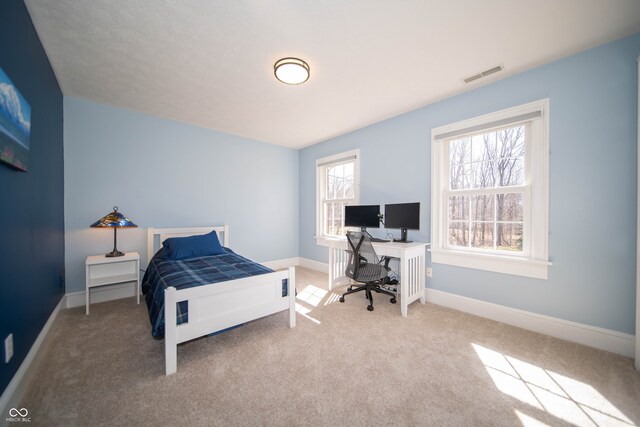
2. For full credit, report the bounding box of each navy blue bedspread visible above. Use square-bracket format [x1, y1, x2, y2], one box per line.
[142, 247, 273, 338]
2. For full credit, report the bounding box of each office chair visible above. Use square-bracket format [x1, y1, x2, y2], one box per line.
[339, 231, 397, 311]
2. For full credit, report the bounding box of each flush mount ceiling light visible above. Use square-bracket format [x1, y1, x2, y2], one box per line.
[274, 57, 310, 85]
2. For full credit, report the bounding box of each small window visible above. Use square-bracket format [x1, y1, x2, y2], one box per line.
[431, 100, 550, 279]
[316, 150, 360, 238]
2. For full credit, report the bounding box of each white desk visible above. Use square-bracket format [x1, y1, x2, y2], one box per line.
[327, 239, 428, 317]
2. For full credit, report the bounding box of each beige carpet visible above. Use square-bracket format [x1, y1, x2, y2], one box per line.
[20, 267, 640, 426]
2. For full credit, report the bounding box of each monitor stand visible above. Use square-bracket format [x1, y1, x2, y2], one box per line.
[393, 228, 412, 243]
[361, 227, 375, 240]
[360, 227, 367, 232]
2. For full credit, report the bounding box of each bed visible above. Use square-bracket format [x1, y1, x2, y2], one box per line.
[144, 226, 296, 375]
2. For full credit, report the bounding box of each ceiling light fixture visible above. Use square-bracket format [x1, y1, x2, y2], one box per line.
[274, 57, 310, 85]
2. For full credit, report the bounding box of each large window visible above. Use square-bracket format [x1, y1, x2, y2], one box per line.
[431, 100, 550, 279]
[316, 150, 359, 238]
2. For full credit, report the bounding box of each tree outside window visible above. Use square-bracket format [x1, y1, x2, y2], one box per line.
[447, 125, 525, 253]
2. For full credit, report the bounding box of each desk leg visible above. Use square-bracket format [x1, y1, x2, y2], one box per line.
[328, 246, 335, 291]
[399, 251, 425, 316]
[420, 254, 426, 304]
[400, 257, 408, 317]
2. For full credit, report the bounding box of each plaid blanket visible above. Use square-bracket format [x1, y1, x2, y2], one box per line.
[142, 247, 274, 338]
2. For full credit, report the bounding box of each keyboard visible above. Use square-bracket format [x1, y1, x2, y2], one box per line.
[370, 237, 390, 243]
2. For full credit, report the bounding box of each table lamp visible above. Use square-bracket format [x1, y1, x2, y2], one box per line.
[90, 206, 137, 257]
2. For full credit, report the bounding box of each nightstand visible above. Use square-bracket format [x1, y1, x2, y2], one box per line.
[85, 252, 140, 315]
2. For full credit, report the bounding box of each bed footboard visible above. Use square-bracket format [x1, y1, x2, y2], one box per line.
[165, 266, 296, 375]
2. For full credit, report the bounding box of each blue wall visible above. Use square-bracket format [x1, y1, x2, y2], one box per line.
[0, 1, 64, 396]
[300, 33, 640, 335]
[64, 97, 299, 294]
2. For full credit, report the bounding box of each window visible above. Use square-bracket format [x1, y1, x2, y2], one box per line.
[431, 100, 550, 279]
[316, 150, 359, 238]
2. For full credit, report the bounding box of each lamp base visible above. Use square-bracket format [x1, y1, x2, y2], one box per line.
[105, 250, 125, 257]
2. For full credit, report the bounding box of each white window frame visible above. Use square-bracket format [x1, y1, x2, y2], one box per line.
[430, 99, 550, 279]
[315, 149, 360, 243]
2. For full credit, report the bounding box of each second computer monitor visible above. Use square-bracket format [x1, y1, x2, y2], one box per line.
[344, 205, 380, 231]
[385, 202, 420, 242]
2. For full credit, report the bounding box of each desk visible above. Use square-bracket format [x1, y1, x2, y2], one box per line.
[327, 239, 428, 317]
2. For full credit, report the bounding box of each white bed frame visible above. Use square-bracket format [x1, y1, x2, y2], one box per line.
[146, 226, 296, 375]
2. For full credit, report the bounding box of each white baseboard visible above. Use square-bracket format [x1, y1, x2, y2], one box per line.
[261, 257, 300, 271]
[297, 257, 328, 274]
[64, 281, 137, 309]
[425, 288, 636, 358]
[262, 257, 328, 274]
[0, 298, 63, 422]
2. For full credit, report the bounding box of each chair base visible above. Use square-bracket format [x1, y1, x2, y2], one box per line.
[339, 281, 396, 311]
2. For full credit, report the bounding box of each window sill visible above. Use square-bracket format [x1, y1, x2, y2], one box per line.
[430, 248, 551, 279]
[315, 236, 346, 247]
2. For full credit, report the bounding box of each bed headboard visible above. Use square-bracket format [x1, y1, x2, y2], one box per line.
[146, 225, 229, 264]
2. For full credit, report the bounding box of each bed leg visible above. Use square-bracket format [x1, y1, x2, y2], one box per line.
[288, 267, 296, 328]
[165, 286, 178, 375]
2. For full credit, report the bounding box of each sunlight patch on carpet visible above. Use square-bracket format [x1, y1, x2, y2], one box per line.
[324, 292, 341, 305]
[294, 284, 342, 324]
[514, 410, 552, 427]
[296, 284, 328, 307]
[472, 344, 635, 427]
[294, 302, 320, 324]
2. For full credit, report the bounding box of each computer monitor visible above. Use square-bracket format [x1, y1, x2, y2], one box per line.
[344, 205, 380, 231]
[384, 202, 420, 242]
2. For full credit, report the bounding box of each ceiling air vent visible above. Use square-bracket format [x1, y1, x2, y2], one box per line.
[463, 65, 503, 84]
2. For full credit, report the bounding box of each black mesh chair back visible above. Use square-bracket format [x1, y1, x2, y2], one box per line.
[345, 232, 386, 283]
[341, 231, 395, 311]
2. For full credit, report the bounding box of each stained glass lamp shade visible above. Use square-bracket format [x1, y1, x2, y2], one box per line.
[90, 206, 137, 257]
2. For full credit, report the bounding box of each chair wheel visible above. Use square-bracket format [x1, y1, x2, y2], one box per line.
[339, 297, 345, 303]
[390, 298, 396, 304]
[347, 286, 353, 291]
[367, 305, 374, 311]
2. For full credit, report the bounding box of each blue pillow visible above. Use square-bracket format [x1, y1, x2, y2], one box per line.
[163, 230, 225, 260]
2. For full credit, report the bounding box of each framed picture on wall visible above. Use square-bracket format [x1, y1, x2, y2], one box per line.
[0, 66, 31, 172]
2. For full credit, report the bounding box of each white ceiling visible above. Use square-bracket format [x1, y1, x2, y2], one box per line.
[24, 0, 640, 149]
